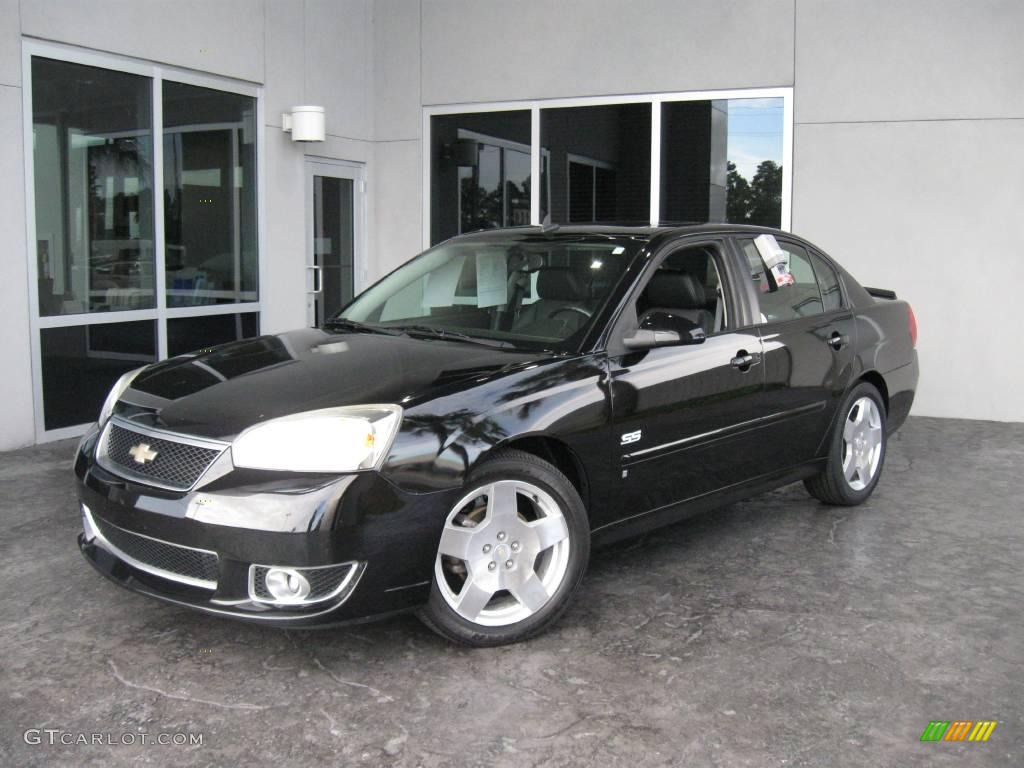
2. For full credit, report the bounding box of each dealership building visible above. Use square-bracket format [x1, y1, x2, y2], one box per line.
[0, 0, 1019, 449]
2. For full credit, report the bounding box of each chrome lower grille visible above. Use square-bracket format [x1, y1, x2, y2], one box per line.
[99, 419, 227, 491]
[86, 507, 219, 589]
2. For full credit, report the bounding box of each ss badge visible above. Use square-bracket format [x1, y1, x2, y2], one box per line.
[620, 430, 642, 446]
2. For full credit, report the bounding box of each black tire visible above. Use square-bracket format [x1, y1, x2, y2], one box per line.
[804, 381, 887, 506]
[417, 449, 590, 647]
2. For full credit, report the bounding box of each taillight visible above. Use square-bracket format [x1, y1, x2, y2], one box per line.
[907, 305, 917, 348]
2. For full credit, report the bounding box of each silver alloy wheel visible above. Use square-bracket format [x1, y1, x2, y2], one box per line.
[434, 480, 571, 627]
[842, 396, 883, 491]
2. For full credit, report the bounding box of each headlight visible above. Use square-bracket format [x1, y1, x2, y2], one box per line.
[98, 366, 147, 425]
[231, 405, 402, 473]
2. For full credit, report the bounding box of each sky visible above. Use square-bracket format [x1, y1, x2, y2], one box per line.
[727, 97, 784, 181]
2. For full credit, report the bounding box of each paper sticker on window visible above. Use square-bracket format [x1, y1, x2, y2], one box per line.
[475, 251, 508, 308]
[753, 234, 794, 289]
[422, 254, 466, 308]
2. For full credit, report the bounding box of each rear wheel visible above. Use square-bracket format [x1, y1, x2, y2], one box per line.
[805, 382, 887, 506]
[418, 450, 589, 646]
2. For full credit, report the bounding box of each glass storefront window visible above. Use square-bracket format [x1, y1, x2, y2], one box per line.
[429, 93, 788, 238]
[540, 103, 651, 226]
[32, 58, 155, 316]
[28, 50, 263, 435]
[40, 321, 156, 430]
[661, 97, 784, 227]
[430, 111, 532, 245]
[163, 81, 259, 307]
[167, 313, 260, 357]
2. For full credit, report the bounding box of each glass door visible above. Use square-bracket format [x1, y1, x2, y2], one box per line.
[306, 160, 364, 327]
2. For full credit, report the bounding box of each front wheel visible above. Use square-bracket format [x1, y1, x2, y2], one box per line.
[805, 382, 887, 506]
[418, 450, 590, 646]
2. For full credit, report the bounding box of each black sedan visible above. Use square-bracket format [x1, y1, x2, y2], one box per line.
[75, 224, 919, 646]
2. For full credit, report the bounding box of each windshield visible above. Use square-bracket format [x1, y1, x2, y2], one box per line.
[336, 235, 644, 351]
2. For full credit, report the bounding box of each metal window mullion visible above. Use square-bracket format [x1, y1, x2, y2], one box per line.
[649, 99, 662, 227]
[231, 127, 242, 303]
[152, 73, 168, 360]
[530, 105, 540, 225]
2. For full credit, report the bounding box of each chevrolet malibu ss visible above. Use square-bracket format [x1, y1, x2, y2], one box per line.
[76, 224, 919, 646]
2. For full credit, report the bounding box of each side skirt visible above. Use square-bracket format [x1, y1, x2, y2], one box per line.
[590, 460, 825, 549]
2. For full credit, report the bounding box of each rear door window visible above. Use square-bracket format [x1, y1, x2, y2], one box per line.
[740, 239, 823, 323]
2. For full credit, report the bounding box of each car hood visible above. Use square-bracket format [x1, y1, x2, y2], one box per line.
[122, 329, 547, 440]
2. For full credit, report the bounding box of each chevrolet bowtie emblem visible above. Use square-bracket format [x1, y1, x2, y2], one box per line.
[129, 443, 158, 464]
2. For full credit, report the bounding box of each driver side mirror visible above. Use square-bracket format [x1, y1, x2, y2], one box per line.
[623, 328, 683, 349]
[623, 310, 707, 350]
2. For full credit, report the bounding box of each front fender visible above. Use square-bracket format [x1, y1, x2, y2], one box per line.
[379, 355, 612, 495]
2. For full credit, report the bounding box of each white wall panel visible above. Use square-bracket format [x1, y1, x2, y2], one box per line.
[793, 119, 1024, 421]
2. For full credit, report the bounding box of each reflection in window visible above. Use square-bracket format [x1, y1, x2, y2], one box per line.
[541, 104, 650, 225]
[661, 98, 783, 227]
[167, 312, 260, 357]
[430, 111, 531, 244]
[31, 58, 155, 316]
[40, 321, 156, 430]
[742, 239, 824, 322]
[163, 81, 258, 306]
[312, 176, 355, 326]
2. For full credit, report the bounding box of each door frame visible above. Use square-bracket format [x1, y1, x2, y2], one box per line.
[304, 157, 366, 327]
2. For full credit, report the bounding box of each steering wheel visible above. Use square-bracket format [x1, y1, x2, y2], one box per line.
[548, 306, 592, 321]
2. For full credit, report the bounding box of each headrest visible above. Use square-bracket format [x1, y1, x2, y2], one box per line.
[537, 267, 590, 301]
[644, 271, 706, 310]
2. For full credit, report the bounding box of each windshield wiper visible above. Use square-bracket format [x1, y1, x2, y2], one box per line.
[392, 325, 515, 349]
[322, 318, 402, 336]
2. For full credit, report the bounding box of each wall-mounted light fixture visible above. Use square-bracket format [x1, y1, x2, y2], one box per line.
[282, 106, 326, 142]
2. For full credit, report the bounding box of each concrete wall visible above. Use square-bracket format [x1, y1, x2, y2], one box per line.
[791, 0, 1024, 421]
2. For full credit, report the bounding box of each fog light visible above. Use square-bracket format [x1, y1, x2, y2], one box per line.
[264, 568, 311, 602]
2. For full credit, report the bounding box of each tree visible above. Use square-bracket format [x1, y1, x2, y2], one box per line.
[725, 160, 782, 227]
[726, 161, 752, 223]
[749, 160, 782, 227]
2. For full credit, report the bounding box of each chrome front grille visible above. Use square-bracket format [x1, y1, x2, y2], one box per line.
[85, 507, 219, 589]
[99, 419, 227, 491]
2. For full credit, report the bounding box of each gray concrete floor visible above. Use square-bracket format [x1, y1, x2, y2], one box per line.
[0, 416, 1021, 767]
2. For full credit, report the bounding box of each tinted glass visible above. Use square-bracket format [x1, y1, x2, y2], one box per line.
[742, 239, 824, 322]
[661, 98, 783, 227]
[40, 321, 157, 429]
[340, 236, 643, 350]
[313, 175, 356, 325]
[541, 104, 651, 225]
[430, 111, 532, 244]
[636, 245, 727, 337]
[167, 312, 260, 357]
[809, 252, 844, 312]
[163, 81, 258, 307]
[32, 58, 155, 316]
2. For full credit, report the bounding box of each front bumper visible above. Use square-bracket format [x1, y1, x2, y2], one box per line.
[75, 426, 459, 627]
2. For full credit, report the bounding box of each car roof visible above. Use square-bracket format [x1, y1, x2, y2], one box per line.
[449, 222, 791, 244]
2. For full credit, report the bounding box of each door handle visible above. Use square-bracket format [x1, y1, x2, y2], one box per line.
[827, 331, 848, 351]
[730, 350, 760, 371]
[306, 264, 323, 294]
